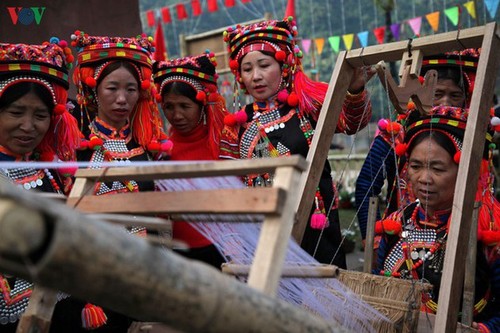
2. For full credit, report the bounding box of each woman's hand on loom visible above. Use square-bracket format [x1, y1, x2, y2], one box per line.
[348, 66, 376, 94]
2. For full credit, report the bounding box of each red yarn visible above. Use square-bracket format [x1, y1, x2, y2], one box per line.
[81, 303, 107, 330]
[293, 70, 328, 120]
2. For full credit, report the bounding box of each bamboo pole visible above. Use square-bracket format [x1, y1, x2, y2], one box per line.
[363, 197, 378, 273]
[0, 184, 349, 333]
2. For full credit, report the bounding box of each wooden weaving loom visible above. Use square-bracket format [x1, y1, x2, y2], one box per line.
[1, 22, 498, 333]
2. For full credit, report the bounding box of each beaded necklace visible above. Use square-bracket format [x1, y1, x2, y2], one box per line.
[380, 202, 449, 279]
[86, 118, 144, 194]
[242, 100, 314, 187]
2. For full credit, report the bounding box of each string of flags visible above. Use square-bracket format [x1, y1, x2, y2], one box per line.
[144, 0, 499, 57]
[303, 0, 499, 55]
[145, 0, 252, 27]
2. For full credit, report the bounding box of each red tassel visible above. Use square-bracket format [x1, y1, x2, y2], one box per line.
[395, 143, 408, 156]
[375, 219, 402, 235]
[310, 209, 329, 229]
[81, 303, 107, 330]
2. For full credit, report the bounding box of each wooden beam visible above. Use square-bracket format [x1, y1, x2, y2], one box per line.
[292, 51, 354, 243]
[363, 197, 378, 273]
[222, 263, 339, 278]
[248, 165, 302, 295]
[68, 187, 286, 215]
[345, 24, 488, 66]
[0, 191, 345, 333]
[434, 22, 500, 333]
[73, 155, 307, 182]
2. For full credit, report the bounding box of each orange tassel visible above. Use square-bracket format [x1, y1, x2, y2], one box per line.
[81, 303, 107, 330]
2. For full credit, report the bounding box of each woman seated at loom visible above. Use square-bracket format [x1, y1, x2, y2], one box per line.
[0, 39, 81, 332]
[373, 105, 500, 332]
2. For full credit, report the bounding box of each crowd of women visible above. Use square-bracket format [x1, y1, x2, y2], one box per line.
[0, 14, 498, 333]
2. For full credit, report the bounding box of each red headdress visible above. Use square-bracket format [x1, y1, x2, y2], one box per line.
[0, 38, 80, 161]
[153, 52, 228, 158]
[420, 48, 479, 108]
[392, 105, 500, 248]
[223, 16, 327, 119]
[71, 30, 169, 155]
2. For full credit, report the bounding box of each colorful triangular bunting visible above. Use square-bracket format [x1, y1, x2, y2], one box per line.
[342, 34, 354, 51]
[357, 31, 369, 48]
[444, 6, 459, 26]
[328, 36, 340, 53]
[425, 11, 440, 32]
[407, 17, 422, 36]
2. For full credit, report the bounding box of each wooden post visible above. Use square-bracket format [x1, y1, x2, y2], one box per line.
[461, 202, 480, 326]
[0, 190, 348, 333]
[292, 51, 354, 243]
[434, 23, 500, 333]
[363, 197, 378, 273]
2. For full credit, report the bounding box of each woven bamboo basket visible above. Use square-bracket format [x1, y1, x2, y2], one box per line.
[337, 269, 432, 333]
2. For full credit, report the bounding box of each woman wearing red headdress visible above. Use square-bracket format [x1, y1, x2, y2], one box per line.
[48, 31, 172, 333]
[355, 49, 481, 252]
[71, 30, 172, 196]
[220, 16, 374, 267]
[153, 51, 229, 268]
[0, 38, 81, 332]
[374, 106, 500, 332]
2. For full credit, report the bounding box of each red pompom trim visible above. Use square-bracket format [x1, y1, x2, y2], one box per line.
[418, 76, 425, 84]
[141, 80, 151, 90]
[275, 50, 286, 62]
[287, 92, 299, 107]
[229, 59, 239, 71]
[234, 110, 248, 124]
[147, 141, 161, 153]
[85, 77, 97, 88]
[395, 143, 408, 156]
[224, 114, 237, 126]
[196, 91, 207, 103]
[53, 104, 67, 115]
[277, 89, 289, 103]
[453, 151, 461, 164]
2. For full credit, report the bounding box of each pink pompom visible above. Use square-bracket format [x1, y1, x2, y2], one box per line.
[234, 110, 248, 124]
[378, 119, 388, 131]
[59, 164, 78, 177]
[310, 210, 329, 229]
[277, 89, 289, 103]
[161, 140, 174, 152]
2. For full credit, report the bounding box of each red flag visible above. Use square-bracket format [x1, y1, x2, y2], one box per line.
[146, 10, 155, 27]
[225, 0, 236, 7]
[192, 0, 202, 16]
[161, 7, 171, 23]
[154, 20, 168, 62]
[241, 0, 251, 3]
[284, 0, 295, 18]
[373, 26, 386, 44]
[176, 3, 188, 20]
[208, 0, 218, 12]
